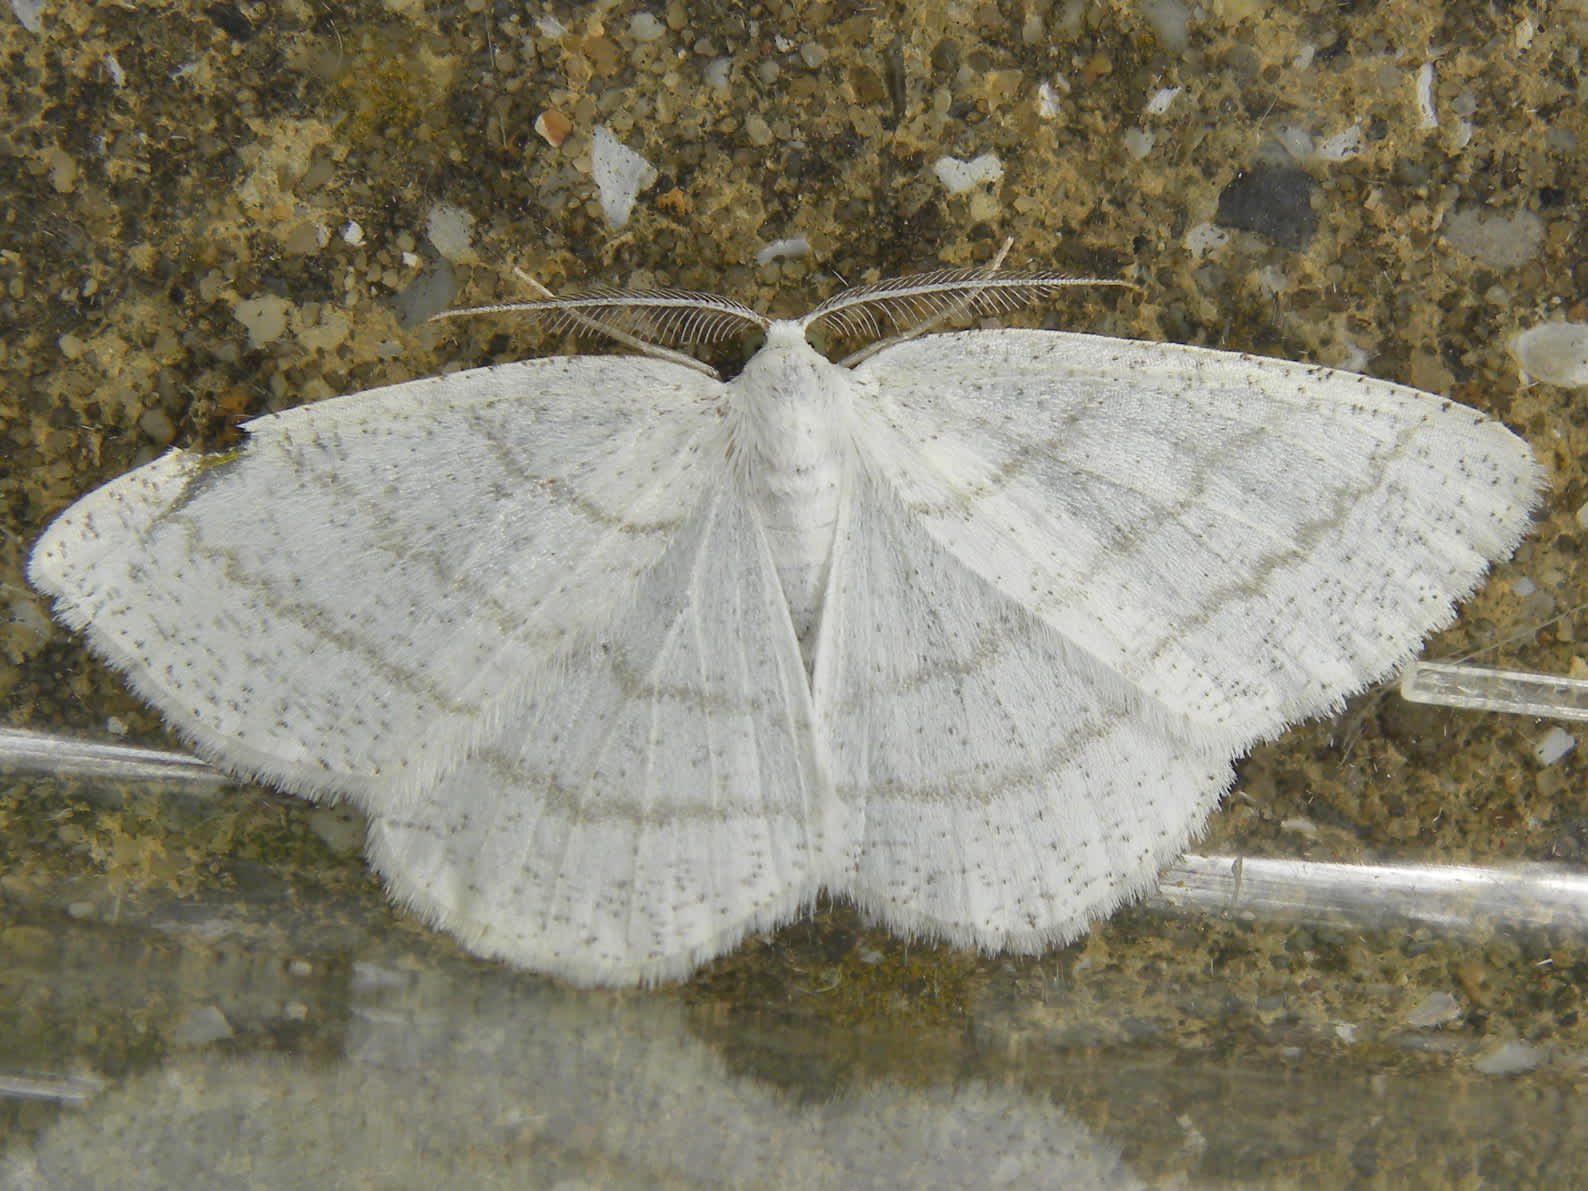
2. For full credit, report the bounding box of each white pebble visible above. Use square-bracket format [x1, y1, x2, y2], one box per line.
[754, 236, 810, 265]
[1415, 62, 1438, 129]
[10, 0, 43, 33]
[591, 124, 658, 229]
[1512, 322, 1588, 387]
[1315, 124, 1364, 161]
[1534, 726, 1575, 767]
[1406, 991, 1462, 1028]
[425, 203, 476, 263]
[629, 12, 665, 41]
[1474, 1040, 1548, 1076]
[171, 1006, 233, 1047]
[1183, 223, 1230, 255]
[1122, 129, 1155, 160]
[1144, 86, 1182, 116]
[933, 152, 1002, 194]
[233, 295, 292, 347]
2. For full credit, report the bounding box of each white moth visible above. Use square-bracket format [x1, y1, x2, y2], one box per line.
[30, 270, 1542, 986]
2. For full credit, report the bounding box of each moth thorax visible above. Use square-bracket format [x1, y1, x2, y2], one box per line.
[731, 333, 850, 663]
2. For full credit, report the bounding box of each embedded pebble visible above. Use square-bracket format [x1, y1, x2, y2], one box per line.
[389, 258, 457, 328]
[172, 1006, 234, 1047]
[11, 0, 43, 33]
[1534, 726, 1575, 767]
[1144, 86, 1182, 115]
[1406, 991, 1462, 1028]
[1415, 62, 1438, 128]
[534, 110, 572, 148]
[629, 12, 665, 41]
[1443, 207, 1544, 268]
[138, 407, 178, 446]
[1512, 322, 1588, 387]
[425, 203, 475, 263]
[591, 124, 658, 229]
[745, 114, 774, 146]
[934, 152, 1002, 194]
[1215, 167, 1319, 251]
[233, 295, 292, 347]
[1123, 129, 1155, 159]
[755, 236, 810, 265]
[1183, 223, 1230, 255]
[1315, 125, 1364, 160]
[1473, 1041, 1548, 1076]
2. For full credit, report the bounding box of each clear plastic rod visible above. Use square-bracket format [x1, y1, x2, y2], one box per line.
[1399, 661, 1588, 723]
[1152, 853, 1588, 934]
[0, 726, 230, 789]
